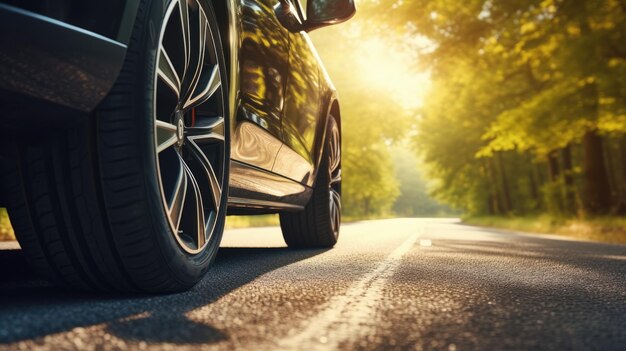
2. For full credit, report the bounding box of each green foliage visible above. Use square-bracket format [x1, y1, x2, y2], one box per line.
[379, 0, 626, 217]
[391, 147, 456, 216]
[225, 215, 280, 229]
[310, 17, 454, 218]
[311, 26, 412, 217]
[541, 180, 566, 216]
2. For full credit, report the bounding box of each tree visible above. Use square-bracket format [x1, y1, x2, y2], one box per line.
[378, 0, 626, 216]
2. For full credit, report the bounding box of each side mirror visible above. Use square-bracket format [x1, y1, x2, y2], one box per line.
[304, 0, 356, 31]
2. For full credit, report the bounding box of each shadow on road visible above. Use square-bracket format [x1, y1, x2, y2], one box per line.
[443, 225, 626, 278]
[386, 229, 626, 350]
[0, 245, 328, 344]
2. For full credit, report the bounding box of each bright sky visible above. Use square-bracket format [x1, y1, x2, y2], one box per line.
[311, 10, 433, 112]
[354, 36, 431, 110]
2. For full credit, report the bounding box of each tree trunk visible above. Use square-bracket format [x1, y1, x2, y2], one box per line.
[496, 152, 512, 214]
[561, 145, 577, 214]
[604, 138, 618, 203]
[483, 160, 496, 215]
[526, 154, 540, 210]
[621, 136, 626, 190]
[582, 130, 612, 214]
[616, 136, 626, 214]
[536, 161, 546, 186]
[488, 157, 502, 215]
[546, 150, 564, 214]
[547, 150, 560, 182]
[486, 195, 495, 215]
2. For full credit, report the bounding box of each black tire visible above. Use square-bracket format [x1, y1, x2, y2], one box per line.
[279, 115, 342, 248]
[3, 0, 230, 293]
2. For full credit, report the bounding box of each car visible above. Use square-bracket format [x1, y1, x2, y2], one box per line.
[0, 0, 353, 293]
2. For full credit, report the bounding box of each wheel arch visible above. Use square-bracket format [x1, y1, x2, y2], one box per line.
[329, 99, 342, 136]
[211, 0, 232, 77]
[310, 94, 342, 187]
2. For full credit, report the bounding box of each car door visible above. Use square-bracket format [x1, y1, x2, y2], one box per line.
[275, 1, 320, 184]
[231, 0, 290, 172]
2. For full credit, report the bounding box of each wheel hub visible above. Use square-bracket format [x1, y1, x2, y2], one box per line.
[176, 115, 185, 145]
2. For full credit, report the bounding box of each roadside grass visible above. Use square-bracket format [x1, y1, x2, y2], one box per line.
[465, 215, 626, 245]
[0, 208, 14, 241]
[0, 210, 355, 241]
[224, 214, 280, 229]
[0, 208, 284, 241]
[223, 213, 394, 229]
[0, 210, 457, 241]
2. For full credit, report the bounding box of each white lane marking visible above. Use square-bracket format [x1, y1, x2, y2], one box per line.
[276, 228, 422, 350]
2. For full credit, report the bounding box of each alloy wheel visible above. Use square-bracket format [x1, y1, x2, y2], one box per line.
[328, 121, 342, 237]
[154, 0, 226, 254]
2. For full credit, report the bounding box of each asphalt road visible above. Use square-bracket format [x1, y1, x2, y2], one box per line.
[0, 218, 625, 351]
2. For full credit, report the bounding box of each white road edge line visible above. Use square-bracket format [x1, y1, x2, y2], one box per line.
[275, 227, 423, 350]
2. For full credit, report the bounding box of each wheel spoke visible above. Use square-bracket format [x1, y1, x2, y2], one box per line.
[330, 189, 341, 211]
[184, 162, 206, 248]
[329, 188, 341, 232]
[184, 65, 221, 110]
[330, 168, 342, 185]
[331, 150, 341, 172]
[329, 129, 341, 172]
[155, 0, 225, 255]
[182, 12, 207, 107]
[178, 0, 190, 72]
[186, 116, 224, 139]
[186, 137, 222, 210]
[158, 47, 181, 97]
[168, 157, 188, 232]
[156, 121, 178, 153]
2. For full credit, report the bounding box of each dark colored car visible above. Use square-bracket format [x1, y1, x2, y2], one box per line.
[0, 0, 353, 292]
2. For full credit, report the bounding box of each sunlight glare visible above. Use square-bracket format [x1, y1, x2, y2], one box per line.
[356, 37, 431, 110]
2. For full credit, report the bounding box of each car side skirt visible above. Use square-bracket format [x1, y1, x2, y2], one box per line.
[227, 160, 312, 214]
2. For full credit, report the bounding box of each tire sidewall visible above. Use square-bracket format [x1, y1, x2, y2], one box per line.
[125, 0, 229, 286]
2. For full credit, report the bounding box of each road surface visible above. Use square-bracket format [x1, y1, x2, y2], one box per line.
[0, 218, 625, 350]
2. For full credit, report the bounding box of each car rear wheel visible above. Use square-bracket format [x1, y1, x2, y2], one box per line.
[279, 115, 341, 248]
[3, 0, 229, 293]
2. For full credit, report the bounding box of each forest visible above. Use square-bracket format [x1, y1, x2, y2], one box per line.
[314, 0, 626, 221]
[411, 0, 626, 217]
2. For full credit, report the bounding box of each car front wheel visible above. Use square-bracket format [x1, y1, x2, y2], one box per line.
[3, 0, 229, 293]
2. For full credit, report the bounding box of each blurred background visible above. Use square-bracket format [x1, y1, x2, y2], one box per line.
[311, 0, 626, 241]
[3, 0, 626, 242]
